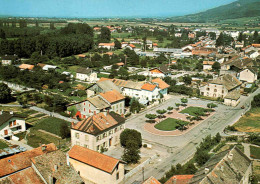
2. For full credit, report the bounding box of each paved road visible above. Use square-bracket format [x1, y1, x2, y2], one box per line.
[30, 106, 78, 123]
[125, 88, 260, 183]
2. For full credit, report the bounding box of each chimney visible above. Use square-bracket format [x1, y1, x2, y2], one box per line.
[204, 168, 210, 174]
[121, 113, 125, 118]
[10, 111, 13, 115]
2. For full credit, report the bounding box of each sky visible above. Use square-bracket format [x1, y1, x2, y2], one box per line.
[0, 0, 237, 18]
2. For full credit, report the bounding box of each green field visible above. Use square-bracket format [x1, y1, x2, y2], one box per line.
[0, 140, 9, 149]
[34, 117, 71, 137]
[154, 118, 189, 131]
[234, 108, 260, 132]
[180, 106, 206, 116]
[250, 146, 260, 159]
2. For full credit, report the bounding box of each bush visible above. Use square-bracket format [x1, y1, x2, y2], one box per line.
[143, 144, 147, 148]
[226, 136, 238, 142]
[207, 103, 217, 108]
[225, 125, 237, 132]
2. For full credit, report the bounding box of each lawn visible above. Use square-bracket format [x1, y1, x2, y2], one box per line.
[234, 108, 260, 132]
[34, 117, 71, 137]
[180, 106, 206, 116]
[250, 145, 260, 159]
[0, 140, 9, 149]
[154, 118, 189, 131]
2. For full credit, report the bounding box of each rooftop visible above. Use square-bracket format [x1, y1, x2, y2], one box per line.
[99, 90, 125, 104]
[152, 78, 170, 90]
[32, 150, 83, 184]
[69, 145, 124, 174]
[165, 175, 194, 184]
[0, 111, 24, 127]
[72, 111, 125, 136]
[19, 64, 34, 70]
[210, 74, 242, 91]
[96, 80, 121, 93]
[87, 95, 111, 110]
[203, 61, 215, 65]
[142, 176, 161, 184]
[0, 143, 56, 177]
[224, 90, 241, 100]
[141, 83, 157, 92]
[76, 67, 92, 74]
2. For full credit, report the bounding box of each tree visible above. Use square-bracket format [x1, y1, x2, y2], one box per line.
[207, 103, 217, 108]
[120, 129, 142, 148]
[181, 98, 188, 105]
[60, 122, 70, 139]
[130, 98, 142, 113]
[114, 39, 121, 49]
[216, 32, 224, 47]
[253, 31, 259, 43]
[195, 151, 210, 166]
[212, 62, 220, 71]
[156, 109, 167, 118]
[0, 83, 12, 103]
[215, 132, 221, 143]
[183, 75, 192, 85]
[100, 27, 111, 43]
[0, 29, 5, 39]
[252, 93, 260, 107]
[50, 22, 55, 30]
[121, 140, 140, 164]
[118, 67, 129, 79]
[145, 114, 157, 123]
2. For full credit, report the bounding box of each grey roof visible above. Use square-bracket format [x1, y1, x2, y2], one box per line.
[153, 48, 182, 53]
[224, 90, 241, 100]
[88, 95, 111, 109]
[0, 112, 24, 126]
[112, 79, 145, 90]
[210, 74, 242, 91]
[97, 80, 121, 93]
[76, 67, 92, 74]
[189, 147, 251, 184]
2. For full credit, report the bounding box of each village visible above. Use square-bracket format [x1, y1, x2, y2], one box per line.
[0, 2, 260, 183]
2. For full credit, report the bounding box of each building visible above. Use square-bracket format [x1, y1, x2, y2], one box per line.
[152, 78, 170, 96]
[1, 55, 18, 66]
[98, 43, 115, 50]
[200, 74, 242, 99]
[19, 64, 34, 70]
[149, 65, 171, 78]
[239, 67, 258, 83]
[143, 176, 161, 184]
[99, 90, 125, 115]
[165, 175, 194, 184]
[76, 67, 98, 82]
[224, 89, 241, 107]
[0, 111, 26, 140]
[69, 145, 125, 184]
[71, 111, 125, 152]
[203, 61, 215, 70]
[189, 147, 252, 184]
[0, 144, 57, 182]
[87, 80, 121, 96]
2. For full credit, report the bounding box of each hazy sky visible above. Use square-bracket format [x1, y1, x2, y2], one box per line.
[0, 0, 237, 18]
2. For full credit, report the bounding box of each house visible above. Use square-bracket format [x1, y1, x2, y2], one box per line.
[149, 64, 171, 78]
[121, 42, 128, 48]
[0, 111, 26, 140]
[152, 78, 170, 96]
[31, 150, 83, 184]
[71, 111, 125, 152]
[252, 43, 260, 50]
[200, 74, 242, 99]
[1, 55, 18, 65]
[87, 80, 121, 96]
[143, 176, 161, 184]
[19, 64, 34, 70]
[220, 56, 254, 74]
[0, 143, 56, 181]
[99, 90, 125, 115]
[68, 145, 125, 184]
[73, 95, 111, 119]
[146, 40, 153, 48]
[165, 175, 194, 184]
[203, 61, 215, 70]
[125, 44, 136, 50]
[98, 43, 115, 50]
[153, 43, 158, 48]
[41, 64, 59, 71]
[78, 54, 86, 58]
[239, 67, 258, 83]
[189, 146, 252, 184]
[154, 48, 182, 54]
[247, 50, 259, 59]
[76, 67, 98, 82]
[224, 89, 241, 107]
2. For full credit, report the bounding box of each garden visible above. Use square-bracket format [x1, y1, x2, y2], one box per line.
[154, 118, 189, 131]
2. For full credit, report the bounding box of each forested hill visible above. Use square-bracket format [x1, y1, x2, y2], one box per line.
[169, 0, 260, 22]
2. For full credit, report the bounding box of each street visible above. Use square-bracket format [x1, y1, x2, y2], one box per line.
[124, 88, 260, 183]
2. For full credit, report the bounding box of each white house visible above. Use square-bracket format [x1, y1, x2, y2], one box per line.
[0, 111, 26, 140]
[76, 67, 98, 82]
[203, 61, 215, 70]
[98, 43, 115, 50]
[239, 68, 258, 83]
[71, 111, 125, 152]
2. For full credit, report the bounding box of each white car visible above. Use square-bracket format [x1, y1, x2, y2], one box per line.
[191, 97, 198, 100]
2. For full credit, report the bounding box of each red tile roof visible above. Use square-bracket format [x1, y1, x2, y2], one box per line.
[141, 83, 157, 91]
[0, 143, 57, 177]
[252, 44, 260, 48]
[99, 43, 115, 47]
[72, 111, 125, 135]
[143, 176, 161, 184]
[116, 62, 125, 66]
[69, 145, 123, 174]
[152, 78, 170, 90]
[98, 77, 112, 82]
[165, 175, 194, 184]
[129, 44, 136, 48]
[1, 167, 45, 184]
[203, 61, 215, 65]
[100, 90, 125, 103]
[19, 64, 34, 70]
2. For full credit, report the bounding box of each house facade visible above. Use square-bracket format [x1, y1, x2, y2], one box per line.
[239, 68, 258, 83]
[71, 111, 125, 152]
[0, 111, 26, 140]
[98, 43, 115, 50]
[203, 61, 215, 70]
[69, 145, 125, 184]
[76, 67, 98, 82]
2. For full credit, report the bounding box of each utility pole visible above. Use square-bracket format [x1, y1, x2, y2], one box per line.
[142, 167, 144, 182]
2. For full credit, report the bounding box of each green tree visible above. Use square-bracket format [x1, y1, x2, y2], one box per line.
[181, 98, 188, 104]
[195, 151, 210, 166]
[145, 114, 157, 123]
[122, 140, 140, 164]
[114, 39, 121, 49]
[207, 103, 217, 108]
[0, 29, 5, 39]
[216, 32, 224, 47]
[0, 83, 12, 103]
[118, 67, 129, 79]
[60, 122, 70, 139]
[183, 75, 192, 85]
[120, 129, 142, 148]
[130, 98, 142, 113]
[212, 62, 220, 71]
[100, 27, 111, 43]
[253, 31, 259, 43]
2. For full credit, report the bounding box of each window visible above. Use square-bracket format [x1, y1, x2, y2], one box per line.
[84, 144, 88, 148]
[207, 88, 210, 91]
[76, 141, 80, 145]
[97, 145, 100, 151]
[9, 122, 12, 127]
[116, 172, 119, 180]
[75, 133, 79, 139]
[115, 128, 118, 133]
[85, 135, 88, 141]
[214, 89, 217, 92]
[109, 130, 113, 135]
[103, 133, 107, 138]
[84, 108, 85, 111]
[96, 136, 100, 141]
[13, 121, 16, 126]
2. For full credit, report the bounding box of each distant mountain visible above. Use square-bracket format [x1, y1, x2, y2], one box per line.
[170, 0, 260, 22]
